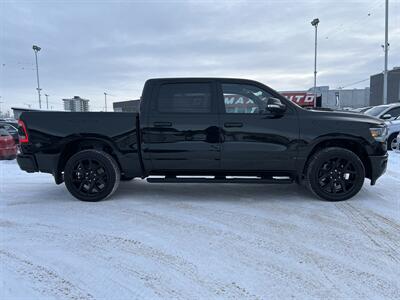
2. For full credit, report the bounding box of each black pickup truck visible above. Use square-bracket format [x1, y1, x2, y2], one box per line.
[17, 78, 388, 202]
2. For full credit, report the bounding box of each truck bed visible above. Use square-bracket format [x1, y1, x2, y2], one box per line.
[18, 111, 142, 179]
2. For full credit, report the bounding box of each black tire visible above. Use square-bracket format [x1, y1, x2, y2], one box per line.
[64, 149, 120, 202]
[306, 147, 365, 201]
[387, 133, 399, 151]
[121, 175, 135, 181]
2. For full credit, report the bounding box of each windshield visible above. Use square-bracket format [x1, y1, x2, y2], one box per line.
[364, 105, 389, 117]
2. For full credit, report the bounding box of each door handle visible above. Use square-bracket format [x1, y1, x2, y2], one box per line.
[154, 122, 172, 127]
[224, 122, 243, 128]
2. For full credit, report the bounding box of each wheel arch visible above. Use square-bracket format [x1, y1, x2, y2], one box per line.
[54, 136, 122, 184]
[302, 137, 371, 181]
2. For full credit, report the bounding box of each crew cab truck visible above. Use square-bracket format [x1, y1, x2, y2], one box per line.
[17, 78, 388, 202]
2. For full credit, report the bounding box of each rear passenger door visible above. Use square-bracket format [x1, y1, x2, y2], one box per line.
[144, 80, 221, 172]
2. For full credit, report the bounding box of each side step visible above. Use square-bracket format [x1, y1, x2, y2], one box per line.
[147, 176, 293, 184]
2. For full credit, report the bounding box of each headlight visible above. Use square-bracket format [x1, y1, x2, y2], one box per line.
[369, 126, 387, 142]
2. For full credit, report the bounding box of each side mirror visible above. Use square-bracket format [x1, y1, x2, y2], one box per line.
[266, 97, 286, 115]
[381, 113, 392, 120]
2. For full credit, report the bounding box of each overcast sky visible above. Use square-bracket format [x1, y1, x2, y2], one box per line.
[1, 0, 399, 112]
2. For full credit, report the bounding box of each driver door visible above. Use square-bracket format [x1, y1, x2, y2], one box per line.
[218, 81, 299, 172]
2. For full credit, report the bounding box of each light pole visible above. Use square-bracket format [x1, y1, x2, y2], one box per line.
[104, 92, 108, 112]
[32, 45, 42, 109]
[45, 94, 49, 109]
[311, 18, 319, 108]
[383, 0, 389, 104]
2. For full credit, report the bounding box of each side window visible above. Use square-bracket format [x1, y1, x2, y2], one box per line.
[387, 107, 400, 118]
[0, 129, 9, 136]
[222, 83, 272, 114]
[4, 124, 17, 133]
[157, 83, 212, 113]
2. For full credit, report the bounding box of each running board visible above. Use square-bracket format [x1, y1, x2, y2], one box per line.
[147, 176, 293, 184]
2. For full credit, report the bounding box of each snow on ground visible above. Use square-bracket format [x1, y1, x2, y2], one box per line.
[0, 153, 399, 300]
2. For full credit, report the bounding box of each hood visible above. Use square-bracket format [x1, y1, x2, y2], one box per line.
[303, 109, 385, 127]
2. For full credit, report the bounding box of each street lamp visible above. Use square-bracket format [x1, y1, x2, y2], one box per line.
[383, 0, 389, 104]
[45, 94, 49, 110]
[311, 18, 319, 108]
[32, 45, 42, 109]
[104, 92, 108, 112]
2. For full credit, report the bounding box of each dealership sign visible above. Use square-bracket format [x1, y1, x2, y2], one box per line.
[281, 92, 315, 107]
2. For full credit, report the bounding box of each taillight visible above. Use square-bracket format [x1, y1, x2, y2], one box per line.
[18, 120, 29, 143]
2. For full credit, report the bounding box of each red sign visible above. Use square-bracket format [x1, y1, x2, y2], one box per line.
[281, 92, 315, 107]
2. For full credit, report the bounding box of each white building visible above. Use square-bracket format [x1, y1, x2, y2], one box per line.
[313, 86, 370, 109]
[63, 96, 90, 112]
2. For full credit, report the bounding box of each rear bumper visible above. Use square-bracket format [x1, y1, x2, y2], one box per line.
[17, 152, 61, 183]
[369, 153, 388, 185]
[17, 154, 38, 173]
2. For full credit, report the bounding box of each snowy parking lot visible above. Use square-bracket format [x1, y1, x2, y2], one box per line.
[1, 153, 399, 299]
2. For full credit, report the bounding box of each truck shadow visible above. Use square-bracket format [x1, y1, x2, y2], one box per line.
[112, 180, 316, 203]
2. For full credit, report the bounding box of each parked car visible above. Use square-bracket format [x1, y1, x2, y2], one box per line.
[385, 116, 400, 151]
[17, 78, 388, 202]
[0, 129, 17, 160]
[364, 103, 400, 120]
[353, 106, 372, 113]
[0, 122, 19, 145]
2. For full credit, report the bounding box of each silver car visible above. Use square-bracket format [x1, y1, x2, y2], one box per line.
[386, 116, 400, 150]
[365, 103, 400, 121]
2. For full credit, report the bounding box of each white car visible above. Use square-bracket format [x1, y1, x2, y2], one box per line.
[365, 103, 400, 121]
[386, 116, 400, 150]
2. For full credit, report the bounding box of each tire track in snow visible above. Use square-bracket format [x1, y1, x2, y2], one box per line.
[335, 202, 400, 263]
[2, 224, 261, 299]
[0, 250, 94, 300]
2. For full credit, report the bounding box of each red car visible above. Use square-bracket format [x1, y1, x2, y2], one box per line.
[0, 128, 17, 160]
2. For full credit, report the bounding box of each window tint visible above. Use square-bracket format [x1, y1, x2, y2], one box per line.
[365, 105, 390, 117]
[157, 83, 212, 113]
[0, 129, 9, 136]
[387, 107, 400, 118]
[2, 124, 17, 133]
[222, 83, 272, 114]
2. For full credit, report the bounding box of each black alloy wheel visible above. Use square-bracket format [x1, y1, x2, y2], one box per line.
[317, 157, 357, 194]
[64, 150, 120, 201]
[307, 147, 365, 201]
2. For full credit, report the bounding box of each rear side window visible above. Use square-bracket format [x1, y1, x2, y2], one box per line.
[156, 83, 212, 113]
[0, 129, 9, 136]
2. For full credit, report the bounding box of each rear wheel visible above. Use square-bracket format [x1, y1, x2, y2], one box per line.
[306, 147, 365, 201]
[64, 150, 120, 201]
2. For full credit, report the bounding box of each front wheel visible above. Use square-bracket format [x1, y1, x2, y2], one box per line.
[306, 147, 365, 201]
[388, 133, 399, 151]
[64, 150, 120, 201]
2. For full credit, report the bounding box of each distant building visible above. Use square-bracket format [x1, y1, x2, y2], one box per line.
[370, 67, 400, 105]
[63, 96, 89, 112]
[113, 100, 140, 112]
[281, 86, 370, 109]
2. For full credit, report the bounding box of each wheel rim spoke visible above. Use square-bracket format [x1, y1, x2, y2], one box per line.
[71, 158, 108, 197]
[317, 157, 357, 195]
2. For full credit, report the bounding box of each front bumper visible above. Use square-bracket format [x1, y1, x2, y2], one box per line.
[17, 154, 38, 173]
[369, 153, 388, 185]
